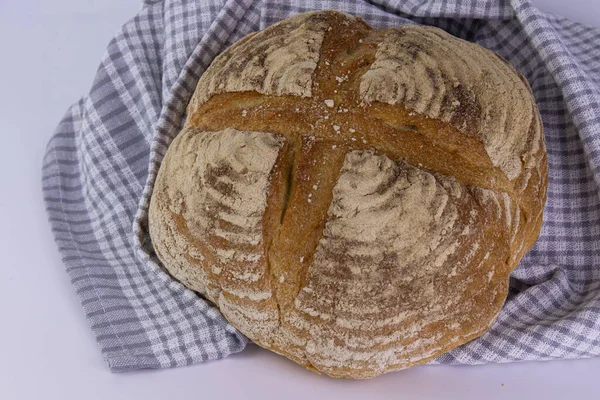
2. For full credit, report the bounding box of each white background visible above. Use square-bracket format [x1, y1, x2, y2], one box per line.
[1, 1, 599, 399]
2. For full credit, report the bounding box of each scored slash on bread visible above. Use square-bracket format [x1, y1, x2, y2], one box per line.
[149, 10, 547, 379]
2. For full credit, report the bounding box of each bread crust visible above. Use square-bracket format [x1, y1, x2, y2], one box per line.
[149, 10, 547, 379]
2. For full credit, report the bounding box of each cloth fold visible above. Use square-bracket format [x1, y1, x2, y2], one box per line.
[43, 0, 600, 371]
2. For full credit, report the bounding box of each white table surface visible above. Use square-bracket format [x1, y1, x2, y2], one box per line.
[1, 1, 599, 399]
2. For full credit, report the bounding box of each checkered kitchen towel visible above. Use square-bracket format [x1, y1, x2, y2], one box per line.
[42, 0, 600, 371]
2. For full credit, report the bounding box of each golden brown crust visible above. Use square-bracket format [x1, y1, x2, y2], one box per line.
[148, 10, 547, 379]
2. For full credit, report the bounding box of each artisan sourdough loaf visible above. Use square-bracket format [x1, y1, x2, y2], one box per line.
[148, 10, 547, 379]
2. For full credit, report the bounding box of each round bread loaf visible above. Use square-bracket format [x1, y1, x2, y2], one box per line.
[148, 10, 547, 379]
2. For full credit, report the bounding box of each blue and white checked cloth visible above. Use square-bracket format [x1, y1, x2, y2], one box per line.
[43, 0, 600, 371]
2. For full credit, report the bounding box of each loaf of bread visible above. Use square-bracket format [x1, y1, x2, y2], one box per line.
[148, 10, 547, 379]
